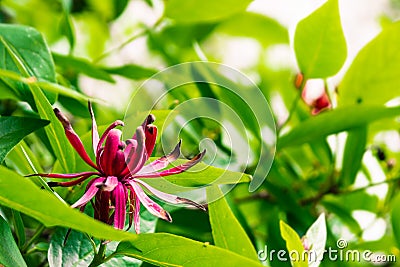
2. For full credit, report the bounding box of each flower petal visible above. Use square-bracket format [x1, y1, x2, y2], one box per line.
[101, 129, 122, 175]
[112, 182, 127, 230]
[54, 108, 99, 170]
[121, 127, 146, 176]
[129, 180, 172, 222]
[134, 179, 206, 211]
[71, 177, 105, 208]
[136, 140, 181, 175]
[134, 195, 141, 233]
[144, 125, 157, 159]
[97, 120, 124, 155]
[47, 173, 95, 187]
[25, 171, 99, 179]
[94, 190, 110, 224]
[88, 102, 100, 156]
[135, 150, 206, 178]
[99, 176, 119, 191]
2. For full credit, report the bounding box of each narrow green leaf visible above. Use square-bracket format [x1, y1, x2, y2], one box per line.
[0, 24, 57, 107]
[164, 0, 253, 24]
[280, 221, 308, 267]
[102, 64, 158, 80]
[0, 166, 136, 241]
[305, 214, 326, 267]
[0, 116, 49, 162]
[1, 36, 76, 172]
[11, 209, 25, 247]
[116, 233, 263, 267]
[0, 215, 27, 267]
[59, 0, 75, 52]
[278, 106, 400, 148]
[206, 185, 258, 261]
[338, 127, 367, 187]
[321, 200, 362, 235]
[216, 12, 289, 47]
[53, 53, 115, 83]
[340, 21, 400, 105]
[294, 0, 347, 78]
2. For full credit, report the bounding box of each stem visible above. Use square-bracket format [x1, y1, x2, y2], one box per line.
[277, 89, 302, 134]
[21, 224, 45, 253]
[89, 240, 107, 267]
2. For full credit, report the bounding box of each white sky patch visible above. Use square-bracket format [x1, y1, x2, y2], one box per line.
[352, 210, 386, 241]
[374, 130, 400, 152]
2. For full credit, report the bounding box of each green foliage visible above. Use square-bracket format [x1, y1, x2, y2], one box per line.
[0, 215, 27, 267]
[0, 116, 49, 162]
[294, 0, 347, 78]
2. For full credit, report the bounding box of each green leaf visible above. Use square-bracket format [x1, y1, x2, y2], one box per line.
[294, 0, 347, 78]
[0, 215, 27, 267]
[305, 214, 326, 267]
[59, 0, 75, 52]
[280, 221, 307, 267]
[391, 193, 400, 247]
[53, 53, 115, 83]
[102, 64, 158, 80]
[0, 166, 136, 241]
[0, 24, 57, 107]
[142, 159, 252, 193]
[116, 233, 263, 267]
[215, 12, 289, 47]
[0, 116, 49, 162]
[321, 200, 362, 235]
[340, 21, 400, 105]
[338, 127, 367, 187]
[164, 0, 253, 24]
[278, 105, 400, 148]
[1, 36, 76, 173]
[48, 228, 95, 267]
[206, 185, 258, 261]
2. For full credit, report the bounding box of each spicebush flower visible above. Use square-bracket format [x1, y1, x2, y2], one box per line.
[28, 103, 206, 233]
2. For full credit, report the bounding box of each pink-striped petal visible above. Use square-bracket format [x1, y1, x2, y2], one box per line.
[134, 195, 141, 233]
[100, 176, 119, 192]
[71, 177, 105, 208]
[134, 179, 206, 211]
[129, 181, 172, 222]
[136, 141, 181, 175]
[112, 182, 127, 230]
[88, 102, 100, 156]
[54, 108, 99, 170]
[121, 127, 146, 176]
[25, 171, 99, 179]
[135, 150, 206, 178]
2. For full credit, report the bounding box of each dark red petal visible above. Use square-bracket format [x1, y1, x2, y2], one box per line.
[94, 190, 110, 224]
[135, 150, 206, 178]
[54, 108, 99, 170]
[100, 129, 122, 175]
[25, 171, 99, 179]
[97, 120, 124, 155]
[144, 125, 157, 159]
[113, 182, 127, 230]
[47, 173, 95, 187]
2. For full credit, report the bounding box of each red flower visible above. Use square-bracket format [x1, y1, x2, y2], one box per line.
[29, 103, 205, 233]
